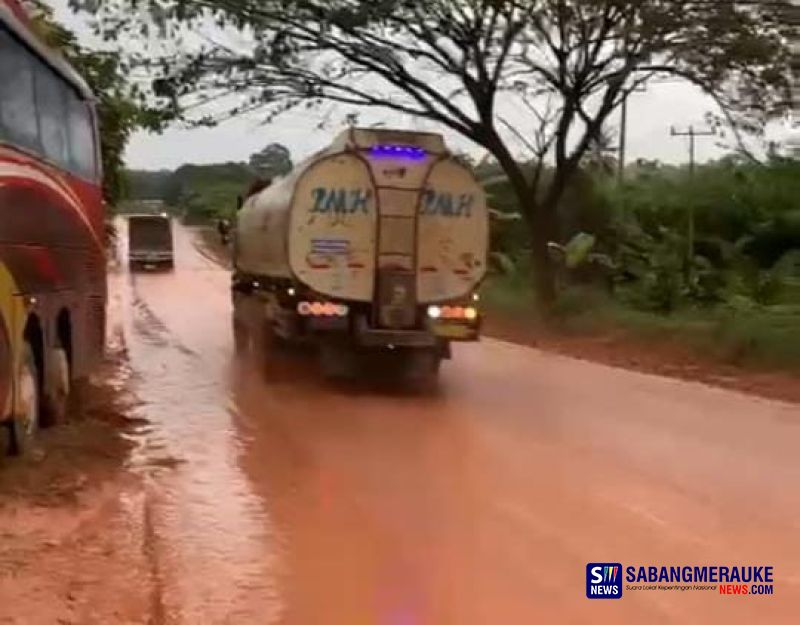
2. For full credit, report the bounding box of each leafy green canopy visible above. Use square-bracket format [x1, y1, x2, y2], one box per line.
[249, 142, 293, 178]
[71, 0, 793, 306]
[125, 143, 294, 221]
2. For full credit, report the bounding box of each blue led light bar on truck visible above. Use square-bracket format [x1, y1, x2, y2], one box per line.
[369, 145, 428, 160]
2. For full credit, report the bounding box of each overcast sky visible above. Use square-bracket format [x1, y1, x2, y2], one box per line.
[50, 0, 741, 171]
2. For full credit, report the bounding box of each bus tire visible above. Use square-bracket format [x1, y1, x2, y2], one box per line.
[9, 346, 40, 456]
[41, 344, 71, 426]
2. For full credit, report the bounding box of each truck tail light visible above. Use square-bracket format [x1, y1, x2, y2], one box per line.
[297, 302, 349, 317]
[427, 305, 442, 319]
[427, 306, 478, 320]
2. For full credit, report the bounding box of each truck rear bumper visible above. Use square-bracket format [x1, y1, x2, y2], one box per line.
[353, 317, 437, 348]
[130, 252, 173, 262]
[429, 321, 480, 341]
[313, 314, 480, 347]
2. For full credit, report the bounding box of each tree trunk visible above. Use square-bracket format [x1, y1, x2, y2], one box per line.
[533, 157, 588, 311]
[483, 135, 559, 312]
[523, 193, 558, 311]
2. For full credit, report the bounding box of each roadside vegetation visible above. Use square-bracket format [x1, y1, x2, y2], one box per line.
[126, 162, 252, 223]
[483, 157, 800, 370]
[125, 143, 292, 223]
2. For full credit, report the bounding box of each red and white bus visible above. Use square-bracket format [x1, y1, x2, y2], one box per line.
[0, 0, 106, 454]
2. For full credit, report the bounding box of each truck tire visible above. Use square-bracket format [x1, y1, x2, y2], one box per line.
[320, 340, 357, 381]
[403, 349, 441, 392]
[233, 317, 250, 353]
[8, 346, 40, 456]
[233, 315, 270, 357]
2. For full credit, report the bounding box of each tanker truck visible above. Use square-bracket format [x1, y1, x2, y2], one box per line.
[231, 128, 487, 383]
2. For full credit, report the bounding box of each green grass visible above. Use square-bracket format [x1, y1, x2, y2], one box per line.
[481, 273, 800, 371]
[480, 271, 538, 318]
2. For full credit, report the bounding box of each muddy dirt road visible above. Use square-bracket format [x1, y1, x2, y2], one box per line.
[1, 222, 798, 624]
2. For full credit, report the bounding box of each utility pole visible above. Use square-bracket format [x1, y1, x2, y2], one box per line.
[616, 82, 649, 184]
[669, 125, 715, 283]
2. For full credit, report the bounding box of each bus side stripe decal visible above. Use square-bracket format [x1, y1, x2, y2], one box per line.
[0, 164, 104, 252]
[0, 148, 86, 208]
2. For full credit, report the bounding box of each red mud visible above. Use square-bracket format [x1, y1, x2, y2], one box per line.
[0, 223, 796, 625]
[483, 315, 800, 404]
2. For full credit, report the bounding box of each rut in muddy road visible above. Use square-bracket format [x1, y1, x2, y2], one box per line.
[1, 222, 799, 625]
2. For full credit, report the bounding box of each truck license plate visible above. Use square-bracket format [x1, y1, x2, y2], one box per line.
[434, 324, 474, 339]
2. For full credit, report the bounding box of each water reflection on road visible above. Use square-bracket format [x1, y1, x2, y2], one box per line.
[116, 221, 283, 623]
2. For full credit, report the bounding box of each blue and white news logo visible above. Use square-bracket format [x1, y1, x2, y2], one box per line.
[586, 563, 623, 599]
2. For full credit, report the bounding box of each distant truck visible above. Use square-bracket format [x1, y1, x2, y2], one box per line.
[232, 128, 488, 384]
[128, 214, 174, 270]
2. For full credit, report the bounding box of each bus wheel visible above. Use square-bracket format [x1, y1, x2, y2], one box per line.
[42, 345, 71, 426]
[9, 346, 40, 456]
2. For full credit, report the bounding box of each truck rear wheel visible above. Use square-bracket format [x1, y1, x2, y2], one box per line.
[320, 340, 357, 380]
[233, 315, 274, 357]
[233, 317, 250, 353]
[402, 349, 441, 391]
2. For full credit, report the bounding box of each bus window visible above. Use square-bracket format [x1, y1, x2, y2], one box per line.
[0, 28, 40, 152]
[66, 90, 96, 180]
[35, 61, 70, 168]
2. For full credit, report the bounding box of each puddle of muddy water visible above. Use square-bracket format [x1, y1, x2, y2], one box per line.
[111, 227, 285, 623]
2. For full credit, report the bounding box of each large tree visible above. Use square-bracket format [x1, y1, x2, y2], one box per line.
[74, 0, 792, 306]
[712, 0, 798, 161]
[249, 142, 293, 178]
